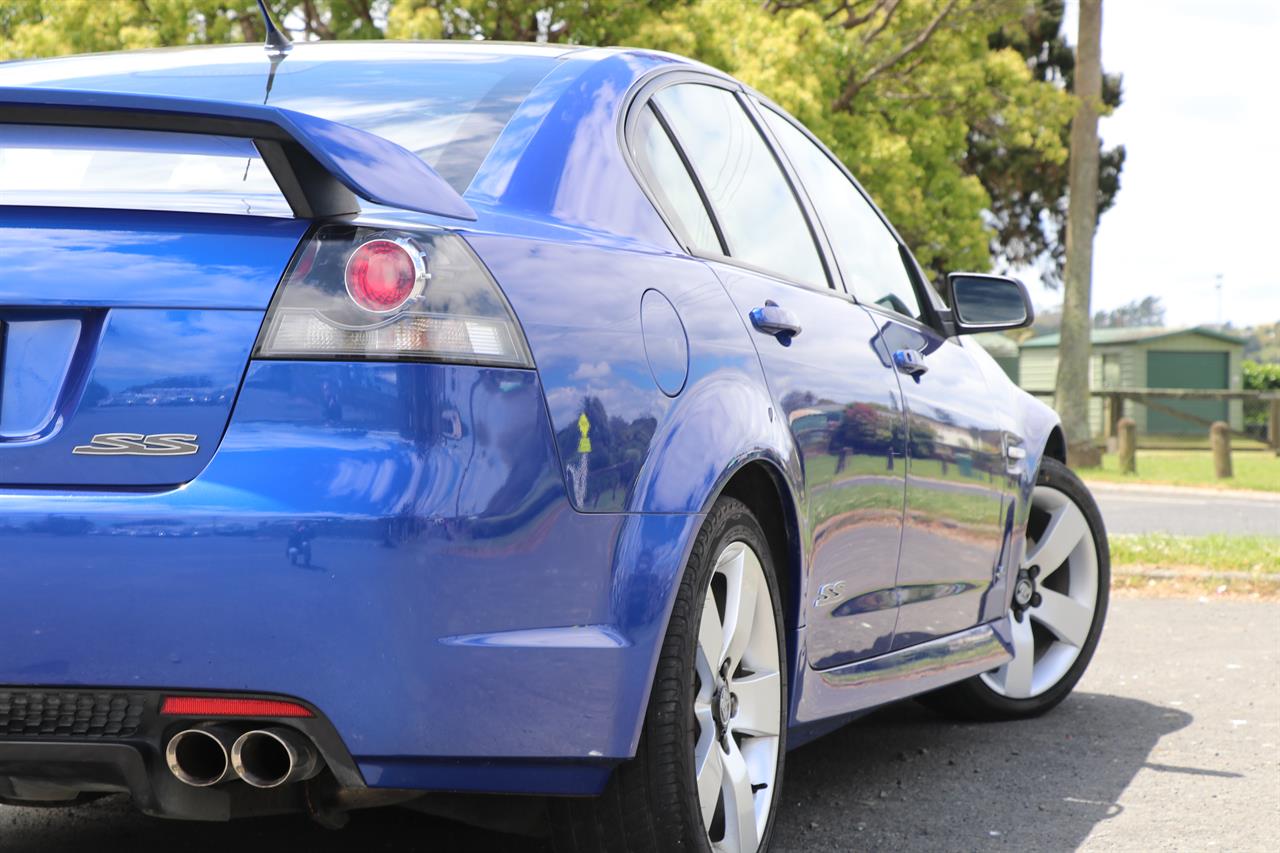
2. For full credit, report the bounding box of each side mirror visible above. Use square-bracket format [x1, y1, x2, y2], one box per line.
[945, 273, 1034, 334]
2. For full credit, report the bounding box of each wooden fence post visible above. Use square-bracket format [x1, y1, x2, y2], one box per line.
[1269, 398, 1280, 455]
[1210, 421, 1232, 479]
[1117, 417, 1136, 474]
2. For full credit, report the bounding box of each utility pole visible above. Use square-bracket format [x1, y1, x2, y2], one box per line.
[1054, 0, 1105, 468]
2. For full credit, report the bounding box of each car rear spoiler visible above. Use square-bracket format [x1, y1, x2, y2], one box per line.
[0, 87, 476, 221]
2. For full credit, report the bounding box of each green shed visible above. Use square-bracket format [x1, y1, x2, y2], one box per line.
[972, 332, 1020, 382]
[1018, 326, 1246, 436]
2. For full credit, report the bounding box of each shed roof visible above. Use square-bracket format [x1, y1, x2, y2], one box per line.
[1020, 325, 1247, 349]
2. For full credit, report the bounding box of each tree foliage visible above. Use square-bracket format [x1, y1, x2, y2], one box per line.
[973, 0, 1123, 285]
[1093, 295, 1165, 329]
[0, 0, 1118, 284]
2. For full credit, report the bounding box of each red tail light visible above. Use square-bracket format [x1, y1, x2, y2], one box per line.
[255, 225, 532, 368]
[344, 237, 425, 313]
[160, 696, 313, 718]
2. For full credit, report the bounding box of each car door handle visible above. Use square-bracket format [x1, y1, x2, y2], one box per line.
[893, 348, 928, 381]
[750, 300, 802, 339]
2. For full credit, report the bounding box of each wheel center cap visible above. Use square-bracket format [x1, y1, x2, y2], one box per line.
[714, 685, 733, 730]
[1014, 577, 1035, 608]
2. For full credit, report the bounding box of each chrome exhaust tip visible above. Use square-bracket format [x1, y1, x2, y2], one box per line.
[231, 727, 322, 789]
[165, 726, 237, 787]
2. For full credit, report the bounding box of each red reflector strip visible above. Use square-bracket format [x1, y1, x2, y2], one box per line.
[160, 697, 313, 718]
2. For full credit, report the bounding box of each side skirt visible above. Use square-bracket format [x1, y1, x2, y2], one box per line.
[788, 618, 1013, 746]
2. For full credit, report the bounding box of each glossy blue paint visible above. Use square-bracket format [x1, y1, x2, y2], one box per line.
[862, 308, 1009, 650]
[0, 42, 1071, 804]
[0, 361, 698, 780]
[0, 207, 308, 309]
[0, 86, 475, 220]
[0, 308, 268, 486]
[0, 318, 81, 437]
[639, 289, 689, 397]
[710, 264, 905, 667]
[463, 229, 778, 515]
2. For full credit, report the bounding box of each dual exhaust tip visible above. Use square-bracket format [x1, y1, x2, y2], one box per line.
[165, 725, 321, 788]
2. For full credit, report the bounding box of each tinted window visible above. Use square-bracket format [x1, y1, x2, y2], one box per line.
[653, 84, 826, 288]
[632, 106, 721, 253]
[763, 110, 922, 319]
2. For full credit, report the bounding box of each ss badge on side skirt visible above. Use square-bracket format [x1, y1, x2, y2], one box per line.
[72, 433, 200, 456]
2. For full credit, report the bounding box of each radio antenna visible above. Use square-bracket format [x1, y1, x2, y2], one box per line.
[255, 0, 292, 56]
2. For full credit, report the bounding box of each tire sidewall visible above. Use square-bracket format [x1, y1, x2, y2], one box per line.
[971, 456, 1111, 717]
[667, 498, 789, 852]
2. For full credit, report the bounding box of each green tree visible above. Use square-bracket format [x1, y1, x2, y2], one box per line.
[1, 0, 1092, 289]
[633, 0, 1076, 280]
[971, 0, 1124, 285]
[1094, 296, 1165, 329]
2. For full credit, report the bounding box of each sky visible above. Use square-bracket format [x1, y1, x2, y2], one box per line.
[1023, 0, 1280, 327]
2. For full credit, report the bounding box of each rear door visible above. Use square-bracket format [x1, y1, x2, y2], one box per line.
[758, 107, 1007, 649]
[0, 126, 306, 486]
[633, 81, 908, 667]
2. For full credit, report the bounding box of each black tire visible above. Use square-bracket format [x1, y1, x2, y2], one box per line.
[921, 456, 1110, 721]
[549, 497, 788, 852]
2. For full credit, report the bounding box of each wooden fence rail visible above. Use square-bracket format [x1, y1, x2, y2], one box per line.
[1029, 388, 1280, 451]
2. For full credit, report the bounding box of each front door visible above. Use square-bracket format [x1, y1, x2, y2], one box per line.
[866, 311, 1008, 648]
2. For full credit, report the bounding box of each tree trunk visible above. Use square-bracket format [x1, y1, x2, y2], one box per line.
[1054, 0, 1104, 469]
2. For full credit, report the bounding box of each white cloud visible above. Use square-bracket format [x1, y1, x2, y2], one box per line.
[570, 361, 612, 380]
[1022, 0, 1280, 328]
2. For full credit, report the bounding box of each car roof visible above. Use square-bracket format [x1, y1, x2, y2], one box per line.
[0, 40, 667, 87]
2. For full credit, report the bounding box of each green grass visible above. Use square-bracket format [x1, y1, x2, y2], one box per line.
[1119, 434, 1272, 451]
[1082, 450, 1280, 492]
[1110, 533, 1280, 574]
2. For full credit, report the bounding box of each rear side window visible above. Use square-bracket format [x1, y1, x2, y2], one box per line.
[632, 105, 722, 254]
[652, 84, 827, 289]
[761, 109, 922, 319]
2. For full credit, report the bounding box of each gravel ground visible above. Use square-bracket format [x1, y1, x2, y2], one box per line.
[3, 595, 1277, 852]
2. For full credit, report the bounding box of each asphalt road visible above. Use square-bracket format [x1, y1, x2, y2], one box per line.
[3, 595, 1276, 851]
[1087, 481, 1280, 537]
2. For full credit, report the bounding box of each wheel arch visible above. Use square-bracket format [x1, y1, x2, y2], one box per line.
[1042, 425, 1067, 464]
[705, 457, 806, 640]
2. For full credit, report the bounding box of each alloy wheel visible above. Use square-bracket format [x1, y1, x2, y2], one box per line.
[693, 540, 782, 853]
[982, 484, 1100, 699]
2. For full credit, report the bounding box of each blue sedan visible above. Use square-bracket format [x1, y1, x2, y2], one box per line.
[0, 36, 1108, 852]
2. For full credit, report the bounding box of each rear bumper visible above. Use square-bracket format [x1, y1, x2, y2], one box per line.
[0, 361, 700, 796]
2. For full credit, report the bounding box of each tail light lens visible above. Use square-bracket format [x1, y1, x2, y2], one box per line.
[344, 238, 425, 313]
[255, 225, 532, 368]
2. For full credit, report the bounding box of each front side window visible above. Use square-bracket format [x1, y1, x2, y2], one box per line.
[762, 109, 923, 320]
[652, 84, 827, 289]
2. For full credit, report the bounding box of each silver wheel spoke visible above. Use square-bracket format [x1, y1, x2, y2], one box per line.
[1001, 614, 1036, 699]
[1032, 588, 1092, 647]
[720, 739, 760, 853]
[695, 739, 723, 830]
[721, 547, 759, 672]
[698, 587, 725, 679]
[1025, 497, 1087, 579]
[983, 483, 1100, 701]
[695, 538, 779, 852]
[730, 671, 781, 737]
